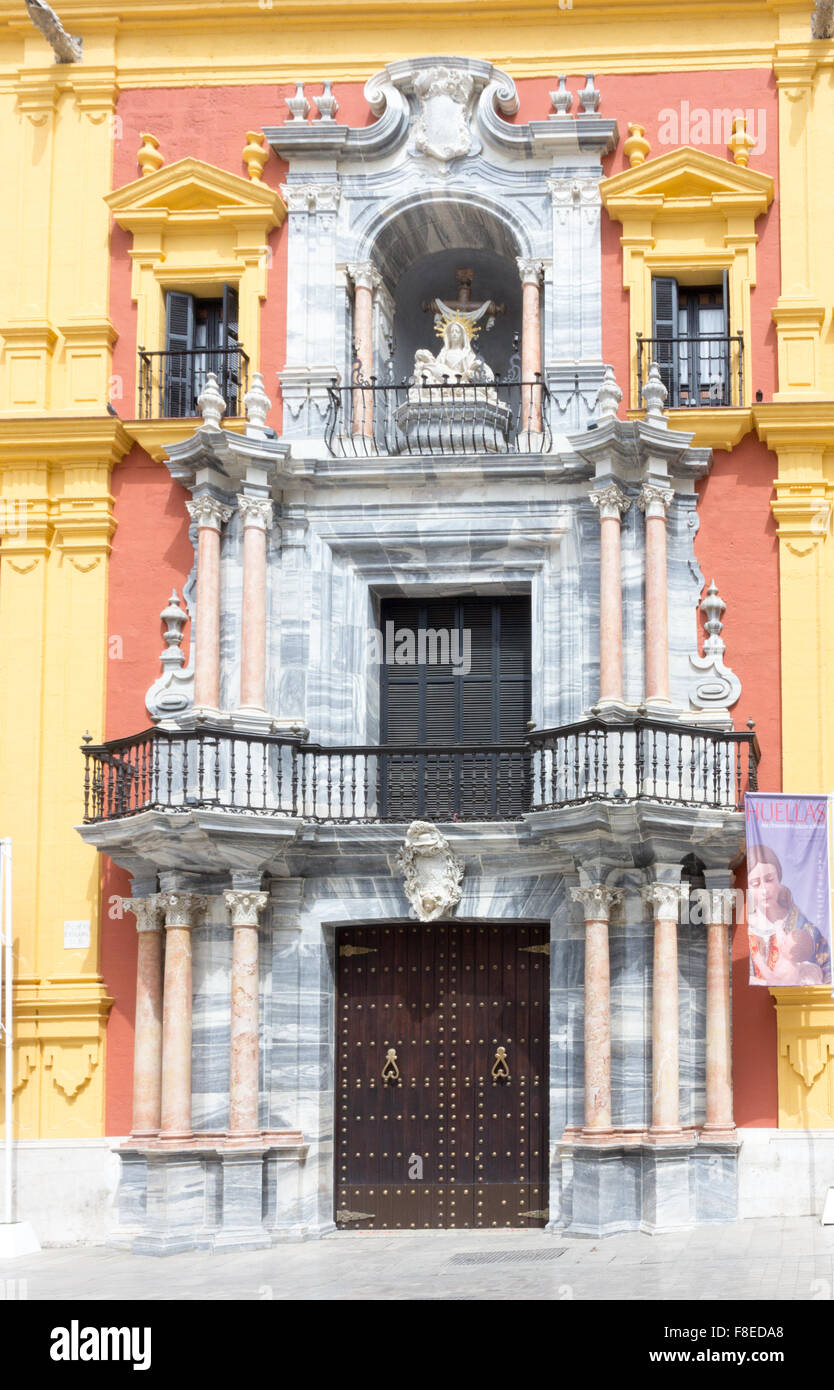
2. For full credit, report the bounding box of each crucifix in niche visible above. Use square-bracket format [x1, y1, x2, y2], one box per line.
[422, 269, 506, 336]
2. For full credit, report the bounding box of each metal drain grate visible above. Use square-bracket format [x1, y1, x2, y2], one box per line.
[445, 1248, 566, 1267]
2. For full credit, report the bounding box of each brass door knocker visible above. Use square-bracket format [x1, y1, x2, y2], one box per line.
[491, 1046, 510, 1082]
[381, 1048, 400, 1083]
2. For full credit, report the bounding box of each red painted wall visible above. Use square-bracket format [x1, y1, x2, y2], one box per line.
[695, 436, 781, 1126]
[101, 73, 783, 1134]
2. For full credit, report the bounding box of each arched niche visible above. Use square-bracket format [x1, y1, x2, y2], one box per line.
[363, 198, 526, 383]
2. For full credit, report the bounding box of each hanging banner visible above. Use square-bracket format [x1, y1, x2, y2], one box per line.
[744, 794, 832, 987]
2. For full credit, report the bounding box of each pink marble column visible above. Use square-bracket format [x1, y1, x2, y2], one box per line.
[517, 258, 544, 434]
[237, 496, 274, 714]
[223, 890, 268, 1141]
[123, 895, 165, 1139]
[186, 495, 233, 713]
[701, 888, 737, 1139]
[589, 485, 631, 706]
[158, 891, 206, 1143]
[638, 483, 673, 706]
[348, 262, 381, 437]
[571, 884, 623, 1137]
[644, 881, 685, 1140]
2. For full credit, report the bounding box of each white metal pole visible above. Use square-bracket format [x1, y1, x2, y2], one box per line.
[2, 838, 12, 1224]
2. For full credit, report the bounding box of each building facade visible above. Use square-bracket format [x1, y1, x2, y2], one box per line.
[0, 0, 832, 1249]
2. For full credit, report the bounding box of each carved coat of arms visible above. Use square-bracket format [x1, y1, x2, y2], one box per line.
[412, 66, 475, 164]
[396, 820, 464, 922]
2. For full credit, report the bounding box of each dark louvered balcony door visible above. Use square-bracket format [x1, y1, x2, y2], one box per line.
[379, 597, 531, 819]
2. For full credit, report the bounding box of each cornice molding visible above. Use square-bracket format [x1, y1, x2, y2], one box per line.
[754, 401, 834, 449]
[0, 416, 132, 467]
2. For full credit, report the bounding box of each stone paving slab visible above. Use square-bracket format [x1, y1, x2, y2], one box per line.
[2, 1217, 834, 1301]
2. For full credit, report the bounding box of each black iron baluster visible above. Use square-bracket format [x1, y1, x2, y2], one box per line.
[197, 734, 205, 805]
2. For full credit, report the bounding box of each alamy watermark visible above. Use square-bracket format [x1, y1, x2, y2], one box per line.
[367, 622, 472, 676]
[657, 103, 767, 156]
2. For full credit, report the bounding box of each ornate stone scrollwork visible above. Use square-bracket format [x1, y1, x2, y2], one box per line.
[396, 821, 464, 922]
[412, 66, 476, 164]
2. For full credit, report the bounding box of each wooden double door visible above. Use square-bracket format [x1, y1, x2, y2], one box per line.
[335, 921, 549, 1230]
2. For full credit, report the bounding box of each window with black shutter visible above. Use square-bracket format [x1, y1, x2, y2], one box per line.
[162, 286, 241, 417]
[379, 596, 531, 819]
[651, 275, 730, 408]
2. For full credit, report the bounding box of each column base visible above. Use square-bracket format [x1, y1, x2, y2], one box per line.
[111, 1139, 311, 1254]
[558, 1136, 739, 1237]
[646, 1126, 693, 1146]
[641, 1142, 696, 1233]
[591, 699, 639, 721]
[701, 1124, 739, 1144]
[230, 708, 274, 735]
[214, 1149, 271, 1252]
[641, 697, 680, 720]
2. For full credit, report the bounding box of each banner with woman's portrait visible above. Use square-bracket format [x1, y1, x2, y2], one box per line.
[744, 794, 832, 987]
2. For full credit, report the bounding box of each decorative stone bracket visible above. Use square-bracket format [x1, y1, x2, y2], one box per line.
[687, 579, 741, 719]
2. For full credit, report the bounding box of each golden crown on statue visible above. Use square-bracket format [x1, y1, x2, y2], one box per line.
[433, 309, 481, 343]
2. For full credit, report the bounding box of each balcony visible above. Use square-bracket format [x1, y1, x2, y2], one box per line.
[324, 378, 553, 457]
[637, 333, 744, 409]
[82, 718, 759, 826]
[138, 346, 250, 420]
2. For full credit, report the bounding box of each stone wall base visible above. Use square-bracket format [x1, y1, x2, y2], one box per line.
[556, 1138, 740, 1236]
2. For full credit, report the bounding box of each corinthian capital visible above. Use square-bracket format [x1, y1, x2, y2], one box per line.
[186, 495, 234, 531]
[643, 882, 685, 920]
[347, 261, 382, 293]
[237, 495, 275, 531]
[571, 884, 623, 922]
[122, 895, 164, 933]
[280, 182, 341, 213]
[517, 257, 545, 286]
[223, 889, 269, 928]
[637, 483, 674, 520]
[589, 485, 631, 522]
[158, 891, 207, 929]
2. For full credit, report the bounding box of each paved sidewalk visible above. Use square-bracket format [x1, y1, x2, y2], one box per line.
[2, 1216, 834, 1300]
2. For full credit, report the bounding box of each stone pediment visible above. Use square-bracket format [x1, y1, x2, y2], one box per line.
[602, 146, 773, 218]
[105, 157, 286, 230]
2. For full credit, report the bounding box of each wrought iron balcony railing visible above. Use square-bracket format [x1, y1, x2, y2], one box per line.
[137, 346, 249, 420]
[324, 377, 553, 457]
[637, 334, 744, 409]
[82, 718, 759, 826]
